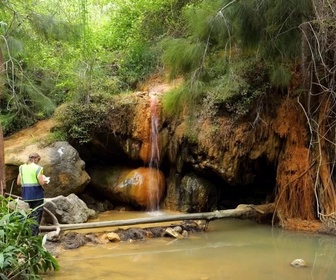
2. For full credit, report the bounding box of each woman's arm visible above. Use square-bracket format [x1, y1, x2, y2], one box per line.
[38, 173, 46, 186]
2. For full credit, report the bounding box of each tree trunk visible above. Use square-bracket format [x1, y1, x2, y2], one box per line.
[0, 124, 4, 196]
[40, 204, 273, 232]
[0, 48, 5, 196]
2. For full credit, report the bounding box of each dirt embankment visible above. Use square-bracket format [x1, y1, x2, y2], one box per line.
[4, 119, 55, 150]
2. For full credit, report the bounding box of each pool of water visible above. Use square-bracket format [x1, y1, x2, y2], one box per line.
[43, 214, 336, 280]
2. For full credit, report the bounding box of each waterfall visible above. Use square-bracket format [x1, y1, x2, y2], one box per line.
[147, 94, 161, 212]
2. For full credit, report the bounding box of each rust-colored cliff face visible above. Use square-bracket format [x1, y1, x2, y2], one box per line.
[273, 99, 315, 221]
[85, 77, 317, 225]
[165, 96, 316, 222]
[4, 77, 321, 229]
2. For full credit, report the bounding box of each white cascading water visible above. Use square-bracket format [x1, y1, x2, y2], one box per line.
[147, 94, 161, 213]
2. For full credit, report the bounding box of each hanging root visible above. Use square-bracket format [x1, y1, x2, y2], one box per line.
[296, 1, 336, 230]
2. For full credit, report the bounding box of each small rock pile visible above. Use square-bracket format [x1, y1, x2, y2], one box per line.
[44, 220, 207, 257]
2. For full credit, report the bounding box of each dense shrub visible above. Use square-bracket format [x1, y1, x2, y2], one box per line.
[0, 196, 59, 279]
[55, 101, 108, 143]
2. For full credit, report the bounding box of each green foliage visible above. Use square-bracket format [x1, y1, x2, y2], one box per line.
[159, 0, 313, 117]
[0, 0, 210, 137]
[0, 196, 59, 279]
[0, 0, 204, 138]
[269, 64, 292, 88]
[237, 0, 312, 60]
[55, 99, 108, 143]
[0, 1, 81, 135]
[162, 86, 188, 118]
[161, 38, 205, 80]
[0, 0, 315, 136]
[162, 76, 207, 118]
[92, 1, 157, 86]
[0, 64, 56, 135]
[205, 56, 270, 117]
[163, 54, 270, 119]
[92, 0, 200, 88]
[140, 0, 200, 39]
[116, 41, 160, 87]
[183, 0, 229, 43]
[28, 13, 81, 42]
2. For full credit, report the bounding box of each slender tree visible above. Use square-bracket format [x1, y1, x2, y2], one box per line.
[0, 47, 4, 196]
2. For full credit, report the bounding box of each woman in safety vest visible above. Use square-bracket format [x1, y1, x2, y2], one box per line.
[17, 152, 48, 236]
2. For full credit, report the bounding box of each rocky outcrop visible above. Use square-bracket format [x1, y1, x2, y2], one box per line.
[4, 80, 306, 217]
[83, 90, 283, 212]
[178, 173, 219, 212]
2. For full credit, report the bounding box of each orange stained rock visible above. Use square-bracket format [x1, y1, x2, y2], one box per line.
[118, 167, 165, 210]
[139, 142, 151, 164]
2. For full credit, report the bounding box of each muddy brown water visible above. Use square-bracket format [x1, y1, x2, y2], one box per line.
[43, 211, 336, 280]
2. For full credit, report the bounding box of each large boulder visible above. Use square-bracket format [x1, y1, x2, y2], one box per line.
[180, 173, 219, 212]
[88, 165, 165, 210]
[5, 122, 90, 198]
[165, 172, 219, 213]
[43, 193, 96, 224]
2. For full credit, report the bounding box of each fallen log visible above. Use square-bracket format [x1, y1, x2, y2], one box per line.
[5, 192, 275, 234]
[41, 204, 273, 231]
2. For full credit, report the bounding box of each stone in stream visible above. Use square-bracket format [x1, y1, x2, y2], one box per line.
[107, 232, 121, 242]
[163, 227, 184, 239]
[290, 259, 307, 268]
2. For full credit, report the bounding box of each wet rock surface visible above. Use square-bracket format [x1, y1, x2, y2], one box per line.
[44, 220, 206, 257]
[88, 166, 165, 210]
